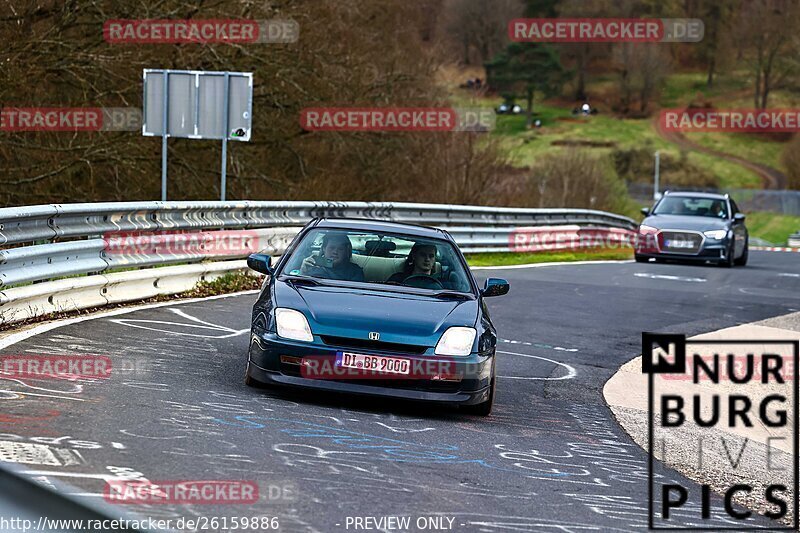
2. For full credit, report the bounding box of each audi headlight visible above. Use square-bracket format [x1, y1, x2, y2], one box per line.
[275, 308, 314, 342]
[435, 327, 477, 356]
[703, 230, 728, 240]
[639, 224, 657, 233]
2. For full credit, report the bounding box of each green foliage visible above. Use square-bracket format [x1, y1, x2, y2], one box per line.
[486, 42, 568, 99]
[613, 147, 719, 189]
[745, 212, 800, 246]
[183, 272, 263, 298]
[522, 0, 558, 17]
[466, 248, 633, 267]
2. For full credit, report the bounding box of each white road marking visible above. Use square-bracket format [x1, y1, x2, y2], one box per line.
[0, 291, 258, 351]
[21, 470, 117, 481]
[472, 260, 632, 271]
[0, 390, 87, 402]
[0, 441, 82, 466]
[500, 339, 578, 352]
[108, 308, 249, 339]
[778, 273, 800, 278]
[634, 272, 706, 282]
[497, 350, 577, 381]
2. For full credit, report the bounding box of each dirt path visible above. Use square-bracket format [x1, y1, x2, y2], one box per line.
[654, 118, 788, 189]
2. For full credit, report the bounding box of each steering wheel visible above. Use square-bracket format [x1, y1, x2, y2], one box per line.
[402, 274, 444, 290]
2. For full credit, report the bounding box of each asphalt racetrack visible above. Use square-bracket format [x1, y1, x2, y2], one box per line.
[1, 251, 799, 532]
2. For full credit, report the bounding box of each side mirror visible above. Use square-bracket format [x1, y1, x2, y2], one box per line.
[641, 207, 650, 216]
[481, 278, 509, 297]
[734, 213, 746, 222]
[247, 253, 273, 275]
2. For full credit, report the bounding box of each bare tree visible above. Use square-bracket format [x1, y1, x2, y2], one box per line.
[0, 0, 513, 207]
[440, 0, 523, 65]
[612, 43, 669, 116]
[738, 0, 800, 109]
[522, 149, 629, 212]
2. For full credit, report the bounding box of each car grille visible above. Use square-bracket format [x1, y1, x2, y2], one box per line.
[320, 335, 428, 355]
[659, 231, 703, 254]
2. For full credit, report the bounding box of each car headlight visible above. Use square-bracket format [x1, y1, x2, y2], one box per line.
[435, 327, 477, 356]
[703, 230, 728, 240]
[275, 308, 314, 342]
[639, 224, 657, 233]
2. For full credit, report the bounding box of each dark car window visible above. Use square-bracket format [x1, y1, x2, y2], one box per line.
[653, 196, 729, 219]
[280, 228, 474, 293]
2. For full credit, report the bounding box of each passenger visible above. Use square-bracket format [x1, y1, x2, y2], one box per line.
[711, 202, 726, 218]
[387, 243, 438, 284]
[300, 233, 365, 282]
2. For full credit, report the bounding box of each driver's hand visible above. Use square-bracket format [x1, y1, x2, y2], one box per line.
[300, 256, 315, 274]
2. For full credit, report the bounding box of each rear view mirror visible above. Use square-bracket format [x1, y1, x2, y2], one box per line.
[481, 278, 509, 297]
[641, 207, 650, 216]
[734, 213, 746, 222]
[247, 253, 273, 275]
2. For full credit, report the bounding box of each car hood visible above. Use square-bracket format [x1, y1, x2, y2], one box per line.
[642, 214, 729, 232]
[274, 281, 479, 347]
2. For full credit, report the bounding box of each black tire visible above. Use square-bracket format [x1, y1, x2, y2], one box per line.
[720, 241, 735, 268]
[734, 239, 748, 266]
[461, 377, 495, 416]
[244, 360, 259, 387]
[634, 254, 648, 263]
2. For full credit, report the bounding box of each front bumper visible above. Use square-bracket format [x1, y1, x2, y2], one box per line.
[637, 236, 731, 263]
[246, 332, 493, 406]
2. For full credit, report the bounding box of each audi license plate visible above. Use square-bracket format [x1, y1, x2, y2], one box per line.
[336, 352, 410, 375]
[665, 239, 695, 248]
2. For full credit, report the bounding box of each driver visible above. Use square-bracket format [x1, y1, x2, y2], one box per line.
[300, 232, 365, 282]
[387, 243, 439, 285]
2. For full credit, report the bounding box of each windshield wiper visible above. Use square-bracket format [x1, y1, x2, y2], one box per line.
[282, 275, 321, 287]
[432, 290, 473, 300]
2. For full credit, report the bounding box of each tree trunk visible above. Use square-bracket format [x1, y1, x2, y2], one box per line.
[575, 47, 587, 100]
[706, 56, 715, 89]
[526, 87, 534, 128]
[754, 41, 763, 109]
[761, 46, 779, 109]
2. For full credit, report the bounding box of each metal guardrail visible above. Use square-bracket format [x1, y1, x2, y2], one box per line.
[0, 201, 637, 325]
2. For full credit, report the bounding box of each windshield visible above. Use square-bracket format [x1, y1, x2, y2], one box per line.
[280, 228, 474, 293]
[653, 196, 729, 219]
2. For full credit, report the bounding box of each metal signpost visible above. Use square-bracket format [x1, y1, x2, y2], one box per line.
[653, 150, 661, 201]
[142, 69, 253, 201]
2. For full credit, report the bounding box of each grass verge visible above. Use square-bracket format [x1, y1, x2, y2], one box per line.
[182, 271, 263, 298]
[745, 212, 800, 245]
[466, 247, 633, 267]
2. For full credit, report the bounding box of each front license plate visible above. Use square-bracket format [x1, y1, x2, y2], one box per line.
[336, 352, 411, 375]
[665, 239, 695, 248]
